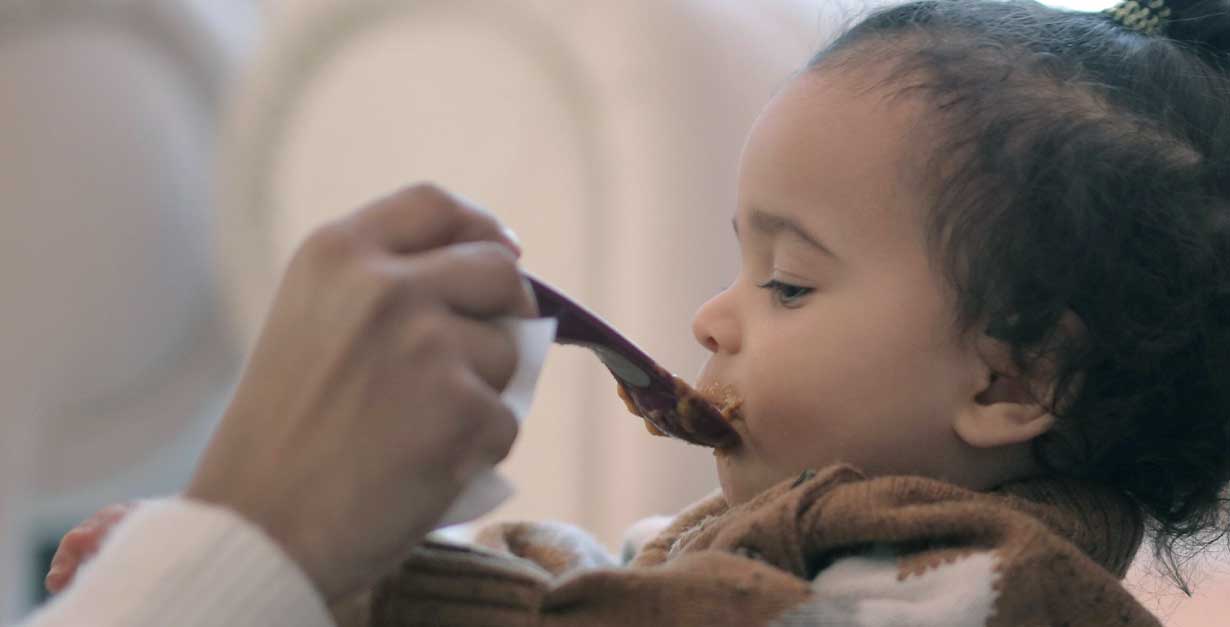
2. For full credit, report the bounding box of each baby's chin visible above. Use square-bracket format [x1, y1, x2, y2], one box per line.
[713, 447, 794, 506]
[697, 384, 791, 504]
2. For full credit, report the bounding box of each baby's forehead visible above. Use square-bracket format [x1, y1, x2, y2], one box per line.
[739, 69, 936, 244]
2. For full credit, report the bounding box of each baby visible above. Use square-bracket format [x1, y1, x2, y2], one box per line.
[47, 0, 1230, 625]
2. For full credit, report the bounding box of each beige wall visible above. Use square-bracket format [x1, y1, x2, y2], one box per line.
[1127, 549, 1230, 624]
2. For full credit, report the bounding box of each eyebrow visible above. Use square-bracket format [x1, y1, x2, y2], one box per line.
[732, 208, 839, 260]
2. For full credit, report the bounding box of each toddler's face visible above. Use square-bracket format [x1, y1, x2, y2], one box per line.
[693, 70, 999, 504]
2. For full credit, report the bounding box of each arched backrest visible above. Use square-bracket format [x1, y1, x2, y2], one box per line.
[0, 1, 258, 615]
[218, 0, 839, 545]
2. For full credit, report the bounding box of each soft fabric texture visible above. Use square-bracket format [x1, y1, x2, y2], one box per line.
[369, 464, 1160, 626]
[17, 498, 334, 627]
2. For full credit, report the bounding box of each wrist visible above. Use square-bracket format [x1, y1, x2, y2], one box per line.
[181, 483, 332, 598]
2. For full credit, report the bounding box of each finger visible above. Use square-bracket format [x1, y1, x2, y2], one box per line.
[56, 527, 104, 566]
[399, 310, 519, 391]
[45, 555, 72, 593]
[45, 567, 71, 594]
[44, 502, 134, 592]
[459, 319, 520, 394]
[45, 524, 105, 592]
[45, 541, 83, 593]
[348, 184, 521, 256]
[44, 536, 89, 592]
[64, 504, 128, 555]
[92, 503, 134, 530]
[406, 242, 539, 319]
[447, 368, 521, 467]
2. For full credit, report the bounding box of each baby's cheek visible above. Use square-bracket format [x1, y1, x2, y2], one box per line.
[744, 389, 829, 461]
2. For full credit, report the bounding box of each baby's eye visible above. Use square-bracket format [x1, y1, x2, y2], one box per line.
[756, 279, 813, 308]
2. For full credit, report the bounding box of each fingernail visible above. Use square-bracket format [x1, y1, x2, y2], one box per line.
[45, 567, 64, 588]
[501, 227, 523, 256]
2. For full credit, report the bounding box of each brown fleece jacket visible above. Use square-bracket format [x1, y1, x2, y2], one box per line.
[367, 464, 1160, 626]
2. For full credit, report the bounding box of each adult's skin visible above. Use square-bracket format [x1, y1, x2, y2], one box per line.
[182, 183, 538, 603]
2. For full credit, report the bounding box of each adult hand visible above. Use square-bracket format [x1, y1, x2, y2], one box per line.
[184, 184, 538, 602]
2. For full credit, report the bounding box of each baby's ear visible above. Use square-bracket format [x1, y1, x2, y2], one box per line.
[953, 369, 1056, 448]
[952, 311, 1082, 449]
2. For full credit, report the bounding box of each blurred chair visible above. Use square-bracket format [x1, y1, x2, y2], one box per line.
[216, 0, 840, 548]
[0, 0, 261, 616]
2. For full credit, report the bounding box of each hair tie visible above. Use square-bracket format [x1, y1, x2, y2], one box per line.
[1104, 0, 1172, 36]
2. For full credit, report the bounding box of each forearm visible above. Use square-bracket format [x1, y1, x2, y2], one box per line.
[18, 499, 334, 627]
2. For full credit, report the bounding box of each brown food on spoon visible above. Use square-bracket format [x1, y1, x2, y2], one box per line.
[615, 377, 744, 441]
[615, 382, 640, 417]
[616, 383, 668, 437]
[671, 376, 729, 436]
[642, 419, 667, 437]
[699, 383, 746, 459]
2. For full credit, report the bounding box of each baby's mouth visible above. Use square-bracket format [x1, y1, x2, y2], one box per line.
[697, 382, 746, 426]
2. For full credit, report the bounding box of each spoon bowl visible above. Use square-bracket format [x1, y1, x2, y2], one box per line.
[526, 274, 740, 449]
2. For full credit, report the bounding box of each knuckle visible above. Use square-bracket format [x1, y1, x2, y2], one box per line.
[400, 182, 456, 215]
[60, 531, 88, 553]
[402, 312, 457, 360]
[468, 244, 522, 293]
[347, 260, 404, 313]
[474, 242, 520, 272]
[439, 367, 487, 421]
[405, 181, 447, 201]
[299, 221, 359, 268]
[403, 183, 499, 232]
[423, 370, 518, 466]
[440, 364, 478, 403]
[418, 369, 485, 449]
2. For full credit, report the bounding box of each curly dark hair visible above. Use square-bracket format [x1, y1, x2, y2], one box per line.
[808, 0, 1230, 591]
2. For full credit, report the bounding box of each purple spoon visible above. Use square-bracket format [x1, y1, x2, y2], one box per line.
[526, 274, 740, 449]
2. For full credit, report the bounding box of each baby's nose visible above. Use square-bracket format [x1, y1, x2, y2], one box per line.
[691, 289, 740, 354]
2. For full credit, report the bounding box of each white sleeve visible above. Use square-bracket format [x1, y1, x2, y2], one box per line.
[770, 546, 1000, 627]
[15, 498, 335, 627]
